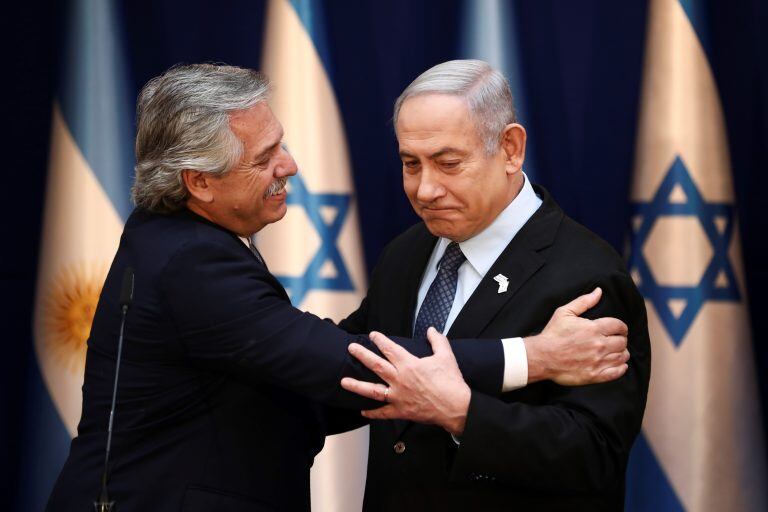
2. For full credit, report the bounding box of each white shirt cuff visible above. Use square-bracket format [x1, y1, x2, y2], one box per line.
[501, 337, 528, 392]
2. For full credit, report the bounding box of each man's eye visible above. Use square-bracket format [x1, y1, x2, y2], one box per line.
[440, 161, 460, 169]
[403, 161, 420, 169]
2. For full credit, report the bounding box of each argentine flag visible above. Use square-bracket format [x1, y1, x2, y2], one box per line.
[626, 0, 767, 509]
[27, 0, 133, 508]
[259, 0, 369, 510]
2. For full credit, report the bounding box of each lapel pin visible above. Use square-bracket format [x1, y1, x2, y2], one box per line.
[493, 274, 509, 294]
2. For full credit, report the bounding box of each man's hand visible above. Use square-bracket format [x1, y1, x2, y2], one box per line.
[340, 327, 471, 436]
[525, 287, 630, 386]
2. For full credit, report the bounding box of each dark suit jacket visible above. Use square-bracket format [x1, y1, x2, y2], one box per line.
[45, 208, 504, 512]
[339, 186, 651, 511]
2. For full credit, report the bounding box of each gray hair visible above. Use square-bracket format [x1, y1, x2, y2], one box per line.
[393, 59, 516, 154]
[132, 63, 271, 213]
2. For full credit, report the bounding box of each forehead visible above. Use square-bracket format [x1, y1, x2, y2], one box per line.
[396, 94, 480, 151]
[228, 102, 282, 156]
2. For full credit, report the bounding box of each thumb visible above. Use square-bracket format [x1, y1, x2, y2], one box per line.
[426, 327, 452, 356]
[563, 287, 602, 316]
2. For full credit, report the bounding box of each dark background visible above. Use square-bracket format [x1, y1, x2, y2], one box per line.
[2, 0, 767, 507]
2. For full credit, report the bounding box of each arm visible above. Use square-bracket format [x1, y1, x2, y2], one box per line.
[160, 240, 504, 410]
[450, 271, 649, 492]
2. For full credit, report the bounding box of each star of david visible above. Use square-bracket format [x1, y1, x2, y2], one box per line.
[628, 155, 740, 347]
[274, 175, 354, 305]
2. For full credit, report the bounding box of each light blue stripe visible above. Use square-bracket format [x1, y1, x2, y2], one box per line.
[460, 0, 537, 180]
[58, 0, 134, 220]
[288, 0, 334, 77]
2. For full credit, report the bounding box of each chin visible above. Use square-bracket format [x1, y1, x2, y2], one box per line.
[269, 203, 289, 222]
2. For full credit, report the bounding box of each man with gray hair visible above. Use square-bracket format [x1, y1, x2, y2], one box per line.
[46, 63, 632, 511]
[339, 60, 650, 510]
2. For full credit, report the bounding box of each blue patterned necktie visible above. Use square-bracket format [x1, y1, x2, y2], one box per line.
[413, 242, 466, 339]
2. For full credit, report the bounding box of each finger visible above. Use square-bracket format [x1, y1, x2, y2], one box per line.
[340, 377, 391, 402]
[361, 404, 400, 420]
[369, 331, 415, 366]
[600, 349, 629, 365]
[561, 288, 602, 316]
[426, 327, 453, 356]
[593, 317, 628, 337]
[594, 363, 628, 383]
[348, 342, 397, 382]
[600, 334, 628, 354]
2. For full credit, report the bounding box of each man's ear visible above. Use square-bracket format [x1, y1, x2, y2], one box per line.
[182, 170, 214, 203]
[501, 123, 527, 176]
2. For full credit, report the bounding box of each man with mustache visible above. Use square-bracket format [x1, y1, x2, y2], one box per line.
[46, 63, 631, 511]
[339, 60, 651, 511]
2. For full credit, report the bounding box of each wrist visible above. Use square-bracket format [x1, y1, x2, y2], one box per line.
[523, 335, 551, 384]
[443, 384, 471, 436]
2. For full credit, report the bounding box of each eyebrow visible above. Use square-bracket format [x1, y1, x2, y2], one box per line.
[399, 147, 467, 160]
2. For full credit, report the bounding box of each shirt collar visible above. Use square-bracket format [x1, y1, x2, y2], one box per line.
[437, 173, 541, 277]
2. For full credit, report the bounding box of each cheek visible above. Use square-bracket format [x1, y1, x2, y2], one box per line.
[403, 175, 420, 201]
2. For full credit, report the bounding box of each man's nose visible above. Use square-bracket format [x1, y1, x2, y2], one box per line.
[416, 167, 445, 202]
[275, 145, 298, 177]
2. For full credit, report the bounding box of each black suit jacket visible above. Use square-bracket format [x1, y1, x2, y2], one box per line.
[45, 208, 504, 512]
[339, 186, 651, 511]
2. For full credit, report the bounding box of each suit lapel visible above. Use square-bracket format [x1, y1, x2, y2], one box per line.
[447, 248, 544, 339]
[449, 186, 563, 340]
[394, 226, 438, 337]
[389, 226, 437, 437]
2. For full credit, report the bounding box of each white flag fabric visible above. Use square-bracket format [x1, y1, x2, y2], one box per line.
[260, 0, 369, 510]
[626, 0, 767, 509]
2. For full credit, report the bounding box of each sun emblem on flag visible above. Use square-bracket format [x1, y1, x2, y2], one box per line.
[39, 263, 107, 374]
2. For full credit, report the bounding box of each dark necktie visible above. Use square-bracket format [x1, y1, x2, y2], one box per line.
[413, 242, 466, 339]
[248, 237, 267, 268]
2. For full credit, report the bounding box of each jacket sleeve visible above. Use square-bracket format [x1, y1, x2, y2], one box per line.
[449, 270, 651, 493]
[161, 239, 505, 410]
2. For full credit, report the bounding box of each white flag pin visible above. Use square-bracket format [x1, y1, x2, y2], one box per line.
[493, 274, 509, 294]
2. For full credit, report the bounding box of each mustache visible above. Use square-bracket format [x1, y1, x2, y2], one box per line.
[264, 176, 288, 199]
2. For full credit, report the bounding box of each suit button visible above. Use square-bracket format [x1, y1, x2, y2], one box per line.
[393, 441, 406, 454]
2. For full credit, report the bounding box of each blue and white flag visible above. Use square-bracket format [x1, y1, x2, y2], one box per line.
[260, 0, 369, 510]
[460, 0, 536, 179]
[27, 0, 134, 507]
[626, 0, 767, 509]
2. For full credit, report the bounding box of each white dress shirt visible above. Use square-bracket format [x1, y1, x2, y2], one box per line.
[414, 173, 543, 392]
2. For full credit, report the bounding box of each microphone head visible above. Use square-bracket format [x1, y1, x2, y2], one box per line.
[119, 267, 134, 308]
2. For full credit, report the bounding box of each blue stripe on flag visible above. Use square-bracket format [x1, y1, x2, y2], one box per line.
[58, 0, 135, 220]
[625, 433, 685, 511]
[678, 0, 712, 57]
[289, 0, 334, 76]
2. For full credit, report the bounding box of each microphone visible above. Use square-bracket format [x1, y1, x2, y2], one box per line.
[95, 267, 134, 512]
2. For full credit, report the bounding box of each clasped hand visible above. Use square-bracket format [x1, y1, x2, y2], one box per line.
[341, 327, 472, 436]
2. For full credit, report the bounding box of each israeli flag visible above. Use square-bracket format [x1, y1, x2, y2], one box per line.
[259, 0, 369, 510]
[625, 0, 767, 509]
[460, 0, 537, 179]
